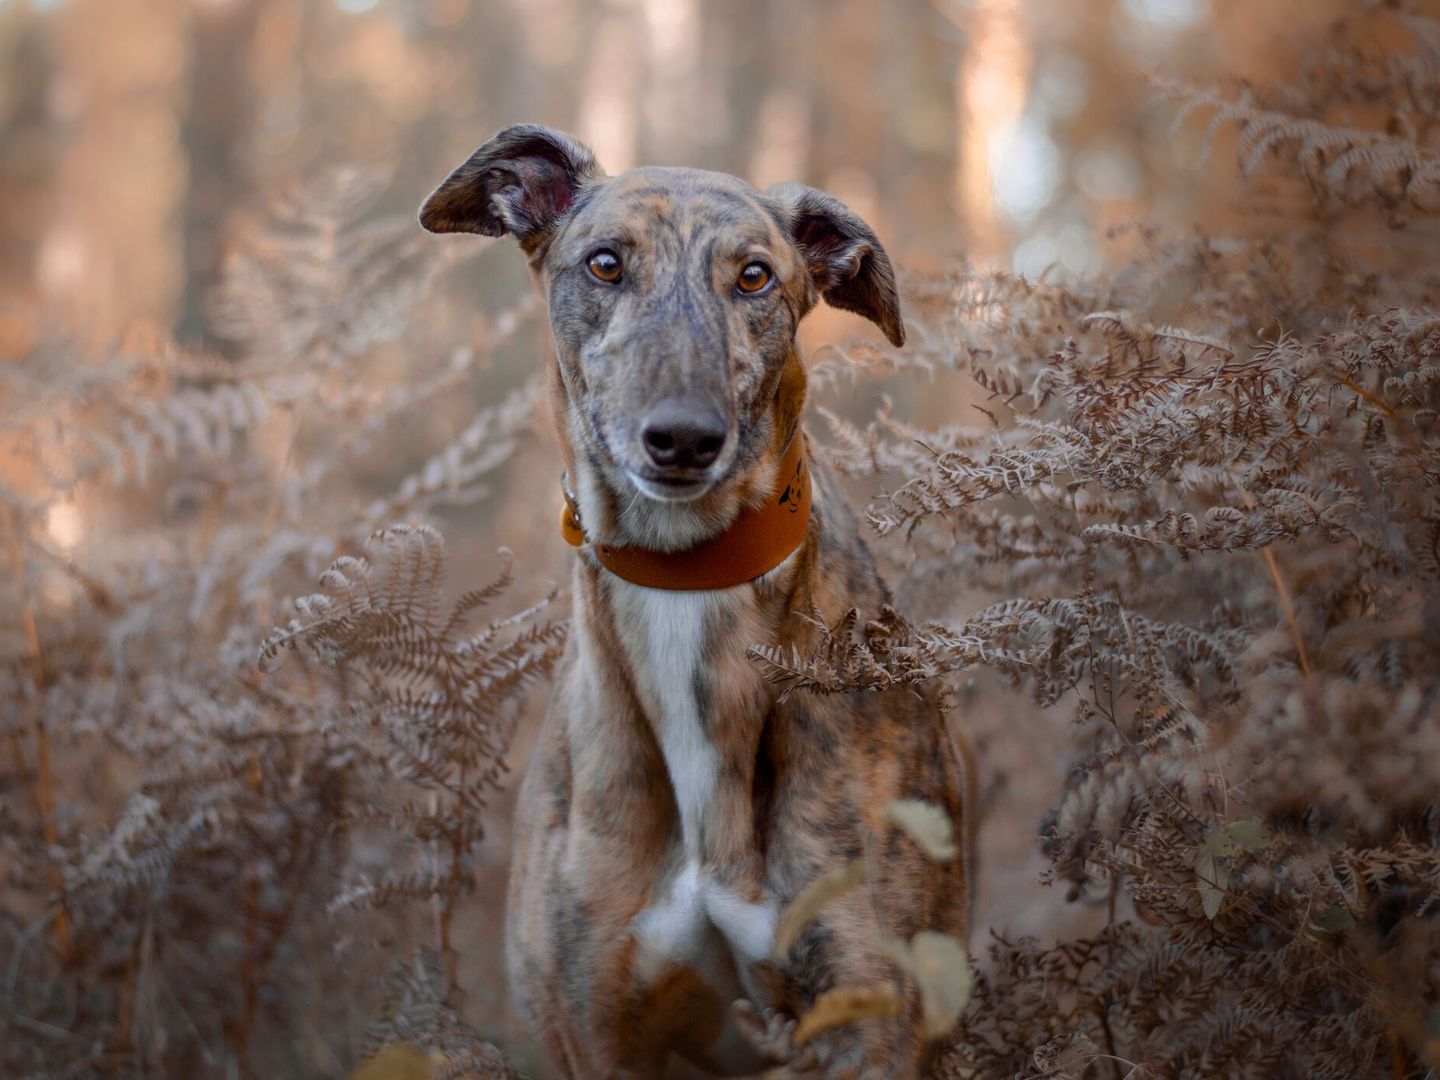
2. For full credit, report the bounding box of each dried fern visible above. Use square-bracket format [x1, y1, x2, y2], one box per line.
[262, 525, 565, 973]
[360, 949, 517, 1080]
[781, 8, 1440, 1076]
[0, 168, 546, 1077]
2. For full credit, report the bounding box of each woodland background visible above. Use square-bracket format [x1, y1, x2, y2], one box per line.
[2, 0, 1438, 1077]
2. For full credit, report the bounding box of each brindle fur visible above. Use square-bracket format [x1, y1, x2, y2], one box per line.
[422, 125, 968, 1078]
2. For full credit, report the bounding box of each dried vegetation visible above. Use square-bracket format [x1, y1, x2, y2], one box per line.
[3, 5, 1439, 1077]
[1, 170, 552, 1077]
[786, 7, 1440, 1076]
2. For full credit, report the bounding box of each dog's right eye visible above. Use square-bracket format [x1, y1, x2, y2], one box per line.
[587, 250, 622, 284]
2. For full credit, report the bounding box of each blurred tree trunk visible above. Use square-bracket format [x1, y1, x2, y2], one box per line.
[881, 2, 960, 263]
[0, 13, 55, 305]
[575, 0, 645, 173]
[177, 0, 267, 347]
[742, 0, 816, 189]
[813, 0, 884, 213]
[952, 0, 1030, 264]
[43, 0, 189, 330]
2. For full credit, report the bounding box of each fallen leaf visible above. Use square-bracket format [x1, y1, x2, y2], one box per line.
[1203, 819, 1273, 857]
[793, 983, 901, 1046]
[349, 1044, 435, 1080]
[1202, 830, 1236, 858]
[1195, 849, 1230, 921]
[877, 931, 973, 1038]
[882, 799, 958, 861]
[1309, 903, 1356, 935]
[1223, 820, 1272, 851]
[773, 860, 866, 959]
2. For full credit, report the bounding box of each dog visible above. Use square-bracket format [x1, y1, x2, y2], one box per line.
[421, 125, 968, 1078]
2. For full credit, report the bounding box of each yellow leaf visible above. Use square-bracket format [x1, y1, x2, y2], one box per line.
[1202, 830, 1237, 857]
[882, 799, 958, 861]
[1223, 820, 1272, 851]
[1203, 819, 1272, 857]
[1309, 903, 1356, 936]
[773, 860, 866, 959]
[1195, 849, 1230, 921]
[878, 931, 974, 1039]
[793, 983, 901, 1046]
[348, 1044, 436, 1080]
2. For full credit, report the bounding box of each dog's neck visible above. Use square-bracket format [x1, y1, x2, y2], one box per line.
[548, 331, 821, 862]
[561, 428, 811, 591]
[564, 448, 819, 877]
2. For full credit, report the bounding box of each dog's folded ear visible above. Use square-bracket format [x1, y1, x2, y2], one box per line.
[420, 125, 603, 253]
[765, 182, 905, 347]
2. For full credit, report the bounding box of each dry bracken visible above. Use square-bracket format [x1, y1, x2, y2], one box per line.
[782, 6, 1440, 1076]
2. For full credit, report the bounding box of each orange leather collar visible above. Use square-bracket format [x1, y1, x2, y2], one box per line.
[560, 432, 811, 591]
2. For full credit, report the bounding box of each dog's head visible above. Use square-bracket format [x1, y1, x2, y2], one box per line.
[421, 124, 903, 550]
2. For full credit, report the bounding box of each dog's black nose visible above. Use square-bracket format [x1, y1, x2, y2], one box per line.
[641, 399, 727, 470]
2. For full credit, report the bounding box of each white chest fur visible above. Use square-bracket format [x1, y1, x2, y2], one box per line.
[613, 585, 717, 860]
[608, 582, 777, 981]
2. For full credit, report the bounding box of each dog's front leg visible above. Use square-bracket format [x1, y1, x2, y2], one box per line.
[508, 632, 777, 1077]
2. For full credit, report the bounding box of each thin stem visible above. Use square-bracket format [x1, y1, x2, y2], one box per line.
[1235, 486, 1313, 678]
[1259, 546, 1313, 677]
[1334, 375, 1398, 421]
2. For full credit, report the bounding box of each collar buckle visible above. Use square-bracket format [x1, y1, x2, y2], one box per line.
[559, 471, 587, 548]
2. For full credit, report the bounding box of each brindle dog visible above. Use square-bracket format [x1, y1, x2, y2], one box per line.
[421, 125, 968, 1078]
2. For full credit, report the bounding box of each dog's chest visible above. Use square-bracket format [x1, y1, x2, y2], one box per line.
[612, 586, 718, 861]
[606, 582, 777, 977]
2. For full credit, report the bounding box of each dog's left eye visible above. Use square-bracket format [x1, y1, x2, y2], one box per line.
[736, 262, 772, 294]
[587, 250, 622, 284]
